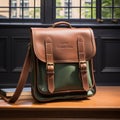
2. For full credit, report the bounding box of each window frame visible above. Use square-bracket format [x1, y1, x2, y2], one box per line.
[52, 0, 98, 24]
[101, 0, 120, 20]
[53, 0, 120, 24]
[0, 0, 44, 23]
[54, 0, 97, 19]
[97, 0, 120, 23]
[0, 0, 120, 24]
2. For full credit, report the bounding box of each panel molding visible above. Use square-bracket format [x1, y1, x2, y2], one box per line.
[101, 67, 120, 73]
[11, 36, 29, 72]
[0, 36, 8, 72]
[100, 37, 120, 73]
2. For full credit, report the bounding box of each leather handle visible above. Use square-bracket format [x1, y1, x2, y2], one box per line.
[52, 21, 72, 28]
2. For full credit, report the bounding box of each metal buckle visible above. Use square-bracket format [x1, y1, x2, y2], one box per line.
[46, 63, 54, 74]
[79, 61, 87, 72]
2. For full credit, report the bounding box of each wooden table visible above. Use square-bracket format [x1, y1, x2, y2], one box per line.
[0, 86, 120, 120]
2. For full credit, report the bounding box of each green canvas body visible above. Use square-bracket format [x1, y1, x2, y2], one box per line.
[31, 58, 96, 102]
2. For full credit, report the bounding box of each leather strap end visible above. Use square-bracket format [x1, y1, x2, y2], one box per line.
[47, 72, 55, 93]
[47, 64, 55, 93]
[82, 72, 89, 91]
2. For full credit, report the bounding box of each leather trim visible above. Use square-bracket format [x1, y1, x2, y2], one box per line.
[31, 27, 96, 63]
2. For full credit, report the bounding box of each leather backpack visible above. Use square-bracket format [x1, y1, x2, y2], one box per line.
[0, 21, 96, 103]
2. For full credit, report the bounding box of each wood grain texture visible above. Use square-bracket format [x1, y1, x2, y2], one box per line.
[0, 86, 120, 119]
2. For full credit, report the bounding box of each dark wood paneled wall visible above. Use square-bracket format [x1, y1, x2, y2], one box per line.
[0, 24, 120, 87]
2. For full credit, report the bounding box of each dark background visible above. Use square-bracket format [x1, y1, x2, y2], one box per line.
[0, 0, 120, 88]
[0, 24, 120, 88]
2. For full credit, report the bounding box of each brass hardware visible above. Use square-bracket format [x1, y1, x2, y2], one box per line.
[97, 18, 104, 23]
[112, 19, 118, 23]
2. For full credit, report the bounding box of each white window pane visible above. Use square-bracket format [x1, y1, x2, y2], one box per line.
[70, 0, 80, 7]
[11, 8, 22, 18]
[56, 0, 68, 7]
[81, 0, 92, 7]
[92, 8, 96, 19]
[35, 0, 41, 7]
[0, 8, 9, 18]
[11, 8, 17, 18]
[102, 8, 112, 19]
[93, 0, 96, 7]
[0, 0, 9, 7]
[23, 8, 29, 18]
[114, 0, 120, 7]
[56, 8, 68, 19]
[11, 0, 17, 7]
[23, 0, 29, 7]
[25, 8, 34, 18]
[35, 8, 40, 18]
[27, 0, 34, 7]
[114, 8, 120, 19]
[102, 0, 112, 7]
[81, 8, 91, 19]
[70, 8, 80, 19]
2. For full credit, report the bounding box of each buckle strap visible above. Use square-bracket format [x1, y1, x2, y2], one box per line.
[79, 61, 87, 72]
[77, 37, 89, 91]
[45, 39, 55, 93]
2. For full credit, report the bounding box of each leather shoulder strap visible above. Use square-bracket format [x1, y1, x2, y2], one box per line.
[0, 46, 31, 103]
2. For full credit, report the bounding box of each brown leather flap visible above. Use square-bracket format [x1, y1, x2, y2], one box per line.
[31, 27, 96, 63]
